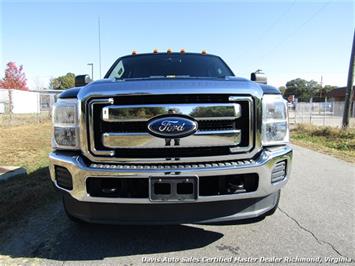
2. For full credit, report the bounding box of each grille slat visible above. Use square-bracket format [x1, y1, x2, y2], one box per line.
[99, 120, 236, 133]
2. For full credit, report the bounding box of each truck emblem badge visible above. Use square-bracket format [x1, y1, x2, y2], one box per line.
[147, 116, 198, 138]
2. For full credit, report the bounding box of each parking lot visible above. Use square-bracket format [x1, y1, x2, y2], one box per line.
[0, 145, 354, 265]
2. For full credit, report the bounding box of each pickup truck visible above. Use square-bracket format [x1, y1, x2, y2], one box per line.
[49, 51, 292, 224]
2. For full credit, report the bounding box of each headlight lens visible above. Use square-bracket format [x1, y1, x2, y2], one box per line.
[52, 99, 80, 149]
[262, 94, 289, 146]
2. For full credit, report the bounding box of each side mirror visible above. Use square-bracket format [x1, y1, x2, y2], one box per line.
[75, 74, 92, 87]
[251, 70, 267, 84]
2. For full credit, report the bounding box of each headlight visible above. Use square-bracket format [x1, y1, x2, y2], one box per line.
[262, 94, 289, 146]
[52, 99, 80, 149]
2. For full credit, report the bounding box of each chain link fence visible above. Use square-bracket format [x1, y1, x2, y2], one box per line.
[1, 89, 354, 128]
[288, 99, 355, 128]
[0, 89, 62, 126]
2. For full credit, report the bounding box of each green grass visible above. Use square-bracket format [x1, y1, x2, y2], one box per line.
[291, 124, 355, 163]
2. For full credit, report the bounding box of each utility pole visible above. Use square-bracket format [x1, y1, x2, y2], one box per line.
[98, 17, 102, 79]
[87, 63, 94, 80]
[342, 29, 355, 129]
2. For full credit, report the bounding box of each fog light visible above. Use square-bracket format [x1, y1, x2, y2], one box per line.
[55, 166, 73, 190]
[271, 160, 287, 183]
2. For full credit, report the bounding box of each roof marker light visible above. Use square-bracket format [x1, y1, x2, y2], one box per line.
[180, 49, 185, 54]
[153, 49, 158, 53]
[201, 50, 207, 55]
[132, 50, 137, 55]
[167, 48, 172, 54]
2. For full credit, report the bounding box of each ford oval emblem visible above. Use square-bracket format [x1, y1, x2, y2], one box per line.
[147, 115, 198, 138]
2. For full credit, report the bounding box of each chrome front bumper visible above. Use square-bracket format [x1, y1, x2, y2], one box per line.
[49, 145, 292, 205]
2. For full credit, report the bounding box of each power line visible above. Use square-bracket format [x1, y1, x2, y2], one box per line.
[258, 0, 332, 62]
[255, 0, 297, 44]
[236, 1, 297, 59]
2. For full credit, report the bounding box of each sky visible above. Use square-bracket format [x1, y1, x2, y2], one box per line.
[0, 0, 354, 90]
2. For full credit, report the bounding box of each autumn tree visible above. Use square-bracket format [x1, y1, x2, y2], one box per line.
[0, 62, 28, 90]
[49, 73, 75, 90]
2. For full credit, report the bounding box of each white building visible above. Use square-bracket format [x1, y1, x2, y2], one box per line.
[0, 88, 61, 114]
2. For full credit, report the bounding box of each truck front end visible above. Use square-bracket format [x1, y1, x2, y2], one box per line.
[49, 52, 292, 224]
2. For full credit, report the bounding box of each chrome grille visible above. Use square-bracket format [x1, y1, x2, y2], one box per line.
[87, 95, 254, 160]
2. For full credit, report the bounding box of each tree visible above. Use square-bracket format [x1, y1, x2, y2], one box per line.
[0, 62, 28, 90]
[279, 86, 286, 95]
[49, 73, 75, 90]
[284, 78, 321, 101]
[319, 85, 336, 98]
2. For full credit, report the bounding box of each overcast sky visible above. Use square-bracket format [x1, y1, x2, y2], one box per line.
[1, 0, 354, 89]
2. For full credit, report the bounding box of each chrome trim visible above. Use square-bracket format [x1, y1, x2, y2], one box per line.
[102, 103, 241, 122]
[80, 94, 261, 163]
[229, 96, 254, 153]
[49, 145, 292, 204]
[90, 158, 255, 170]
[102, 129, 241, 148]
[88, 98, 114, 156]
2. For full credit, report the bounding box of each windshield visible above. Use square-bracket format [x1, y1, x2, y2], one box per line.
[106, 53, 234, 80]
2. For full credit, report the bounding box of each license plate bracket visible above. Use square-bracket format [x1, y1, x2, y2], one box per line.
[149, 176, 198, 201]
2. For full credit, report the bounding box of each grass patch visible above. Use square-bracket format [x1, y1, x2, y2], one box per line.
[0, 121, 56, 233]
[0, 121, 52, 172]
[291, 124, 355, 163]
[0, 113, 51, 127]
